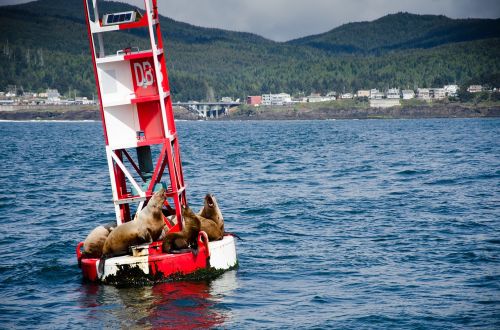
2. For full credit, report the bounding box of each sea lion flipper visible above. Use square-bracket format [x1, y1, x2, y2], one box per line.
[224, 231, 243, 240]
[140, 230, 153, 244]
[98, 256, 106, 278]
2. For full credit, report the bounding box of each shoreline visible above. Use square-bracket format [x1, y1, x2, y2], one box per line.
[0, 104, 498, 121]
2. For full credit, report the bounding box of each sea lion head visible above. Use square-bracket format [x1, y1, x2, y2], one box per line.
[202, 193, 223, 222]
[181, 205, 201, 234]
[148, 188, 166, 210]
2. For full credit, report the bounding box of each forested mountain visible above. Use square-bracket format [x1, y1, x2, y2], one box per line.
[290, 13, 500, 53]
[0, 0, 499, 101]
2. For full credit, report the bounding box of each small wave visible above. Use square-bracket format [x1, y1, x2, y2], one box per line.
[476, 299, 500, 305]
[424, 178, 458, 185]
[311, 295, 332, 304]
[255, 222, 279, 230]
[387, 191, 407, 196]
[465, 274, 500, 288]
[396, 169, 432, 176]
[242, 207, 274, 215]
[485, 238, 500, 244]
[273, 238, 295, 244]
[469, 172, 500, 180]
[443, 251, 495, 264]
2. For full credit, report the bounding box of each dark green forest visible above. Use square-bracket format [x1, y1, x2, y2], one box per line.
[0, 0, 499, 101]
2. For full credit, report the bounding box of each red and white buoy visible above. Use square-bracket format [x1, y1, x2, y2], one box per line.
[77, 0, 237, 284]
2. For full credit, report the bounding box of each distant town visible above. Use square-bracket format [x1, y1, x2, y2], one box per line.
[0, 86, 96, 107]
[243, 84, 497, 108]
[0, 84, 498, 110]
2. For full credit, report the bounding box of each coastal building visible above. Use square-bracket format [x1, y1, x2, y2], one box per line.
[357, 90, 370, 98]
[341, 93, 353, 99]
[262, 93, 291, 106]
[401, 90, 415, 99]
[262, 94, 271, 105]
[293, 97, 308, 103]
[444, 84, 459, 97]
[23, 92, 37, 98]
[386, 88, 400, 99]
[246, 96, 262, 106]
[467, 85, 483, 93]
[6, 85, 17, 97]
[220, 97, 234, 103]
[431, 88, 446, 100]
[75, 97, 94, 105]
[307, 93, 324, 103]
[47, 89, 61, 103]
[323, 92, 336, 101]
[417, 88, 430, 100]
[370, 89, 384, 99]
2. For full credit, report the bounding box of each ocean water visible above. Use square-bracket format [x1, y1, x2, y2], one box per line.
[0, 119, 499, 329]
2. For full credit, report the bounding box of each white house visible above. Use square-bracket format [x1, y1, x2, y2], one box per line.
[307, 93, 324, 103]
[75, 97, 94, 105]
[386, 88, 400, 99]
[431, 88, 446, 100]
[341, 93, 353, 99]
[417, 88, 430, 100]
[370, 89, 384, 99]
[444, 84, 459, 97]
[47, 89, 61, 103]
[262, 93, 292, 106]
[467, 85, 483, 93]
[401, 90, 415, 100]
[220, 97, 234, 103]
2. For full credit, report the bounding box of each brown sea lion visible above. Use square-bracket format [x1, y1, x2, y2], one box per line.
[102, 189, 167, 257]
[82, 223, 115, 258]
[101, 219, 152, 257]
[162, 206, 201, 253]
[198, 194, 224, 241]
[135, 188, 167, 241]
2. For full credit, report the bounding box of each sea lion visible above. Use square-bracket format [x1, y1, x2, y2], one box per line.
[162, 206, 201, 252]
[102, 188, 167, 257]
[198, 194, 224, 241]
[101, 219, 152, 257]
[135, 188, 167, 241]
[82, 223, 115, 258]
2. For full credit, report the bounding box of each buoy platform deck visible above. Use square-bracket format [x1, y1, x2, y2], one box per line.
[77, 235, 237, 284]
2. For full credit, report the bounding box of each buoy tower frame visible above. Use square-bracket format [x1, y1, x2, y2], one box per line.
[83, 0, 186, 225]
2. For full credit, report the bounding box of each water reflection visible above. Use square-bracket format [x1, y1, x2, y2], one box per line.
[78, 271, 238, 329]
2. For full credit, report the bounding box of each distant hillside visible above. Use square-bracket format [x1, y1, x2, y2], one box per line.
[290, 12, 500, 53]
[0, 0, 499, 101]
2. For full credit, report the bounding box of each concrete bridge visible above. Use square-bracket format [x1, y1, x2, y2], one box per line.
[175, 101, 241, 119]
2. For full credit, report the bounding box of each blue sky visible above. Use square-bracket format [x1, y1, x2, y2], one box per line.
[1, 0, 499, 41]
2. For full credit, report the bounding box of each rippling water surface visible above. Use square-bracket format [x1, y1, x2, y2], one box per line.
[0, 119, 499, 328]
